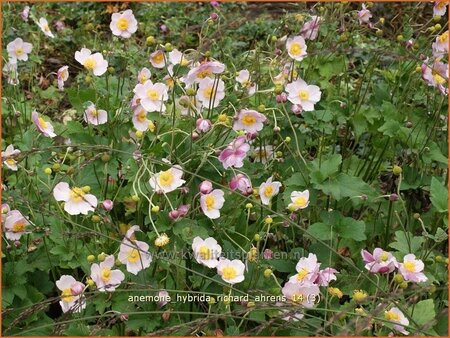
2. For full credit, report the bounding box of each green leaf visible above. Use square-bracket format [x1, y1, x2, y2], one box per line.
[430, 177, 448, 213]
[309, 154, 342, 184]
[314, 173, 375, 201]
[308, 222, 333, 241]
[389, 231, 424, 254]
[412, 299, 436, 327]
[308, 211, 366, 241]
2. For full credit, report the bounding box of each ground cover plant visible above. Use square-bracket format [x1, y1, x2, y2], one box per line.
[1, 1, 449, 336]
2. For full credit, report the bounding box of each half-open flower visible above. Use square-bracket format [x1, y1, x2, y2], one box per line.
[75, 48, 108, 76]
[217, 258, 245, 284]
[133, 80, 169, 112]
[286, 78, 321, 111]
[200, 189, 225, 219]
[4, 210, 30, 240]
[288, 190, 310, 211]
[233, 109, 266, 133]
[90, 255, 125, 292]
[110, 9, 138, 38]
[259, 176, 282, 205]
[7, 38, 32, 61]
[37, 18, 55, 38]
[118, 225, 152, 275]
[149, 165, 186, 193]
[83, 102, 108, 125]
[53, 182, 98, 215]
[361, 248, 398, 274]
[2, 144, 21, 171]
[286, 36, 307, 61]
[56, 275, 86, 313]
[32, 111, 56, 138]
[192, 236, 222, 268]
[218, 136, 250, 169]
[398, 254, 427, 283]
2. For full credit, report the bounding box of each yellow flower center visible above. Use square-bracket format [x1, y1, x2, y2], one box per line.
[379, 251, 389, 262]
[137, 110, 147, 122]
[222, 266, 237, 280]
[38, 117, 48, 129]
[290, 43, 302, 56]
[298, 90, 309, 100]
[263, 185, 274, 198]
[147, 89, 160, 101]
[296, 268, 309, 281]
[197, 69, 212, 79]
[83, 58, 97, 71]
[438, 2, 446, 9]
[152, 52, 164, 64]
[205, 195, 215, 210]
[403, 261, 416, 272]
[242, 114, 256, 126]
[438, 31, 448, 44]
[293, 196, 307, 208]
[70, 187, 86, 203]
[90, 109, 98, 117]
[42, 23, 50, 32]
[158, 170, 174, 187]
[385, 310, 400, 321]
[198, 245, 212, 260]
[101, 267, 111, 282]
[203, 86, 214, 99]
[15, 47, 24, 56]
[432, 71, 446, 85]
[128, 249, 140, 263]
[116, 17, 129, 30]
[180, 58, 189, 67]
[5, 158, 16, 166]
[61, 288, 74, 303]
[12, 221, 26, 233]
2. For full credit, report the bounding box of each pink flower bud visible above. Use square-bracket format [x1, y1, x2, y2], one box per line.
[389, 193, 399, 202]
[133, 150, 142, 161]
[276, 92, 287, 103]
[196, 118, 212, 133]
[160, 24, 168, 33]
[180, 186, 190, 194]
[291, 104, 303, 115]
[14, 240, 21, 248]
[158, 290, 170, 308]
[120, 314, 129, 321]
[102, 200, 114, 211]
[177, 204, 190, 217]
[263, 249, 273, 259]
[210, 12, 219, 21]
[70, 282, 85, 296]
[246, 132, 257, 141]
[199, 180, 213, 194]
[229, 174, 252, 194]
[169, 210, 180, 220]
[192, 131, 200, 140]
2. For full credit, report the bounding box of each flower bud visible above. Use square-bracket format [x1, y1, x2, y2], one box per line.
[97, 253, 106, 262]
[102, 199, 114, 211]
[199, 180, 213, 194]
[263, 249, 273, 259]
[71, 282, 85, 296]
[392, 165, 402, 175]
[44, 167, 52, 175]
[196, 118, 212, 133]
[152, 205, 160, 213]
[389, 193, 399, 202]
[210, 12, 219, 21]
[87, 254, 95, 262]
[276, 92, 287, 103]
